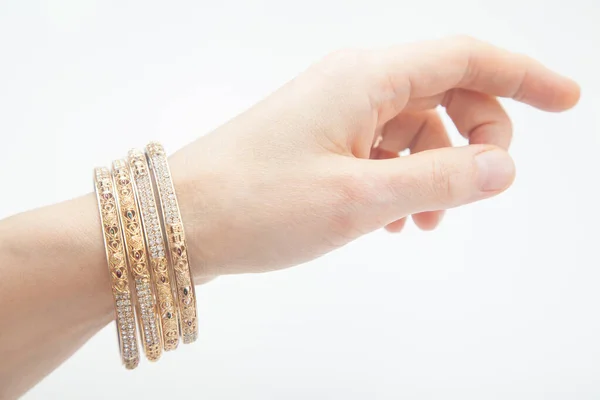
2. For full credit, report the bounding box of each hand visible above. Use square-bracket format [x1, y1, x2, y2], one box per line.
[169, 36, 579, 277]
[0, 37, 581, 395]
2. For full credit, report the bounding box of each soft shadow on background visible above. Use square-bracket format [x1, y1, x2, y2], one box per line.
[0, 1, 598, 399]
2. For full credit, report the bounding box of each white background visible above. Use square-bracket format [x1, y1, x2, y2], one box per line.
[1, 0, 599, 399]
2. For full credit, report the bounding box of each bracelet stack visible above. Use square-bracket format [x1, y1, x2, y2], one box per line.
[93, 142, 197, 369]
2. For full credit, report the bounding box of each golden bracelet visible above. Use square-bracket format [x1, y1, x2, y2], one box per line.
[128, 149, 180, 351]
[112, 159, 163, 361]
[146, 142, 198, 344]
[94, 167, 140, 369]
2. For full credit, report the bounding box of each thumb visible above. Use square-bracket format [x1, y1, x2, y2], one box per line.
[364, 145, 516, 220]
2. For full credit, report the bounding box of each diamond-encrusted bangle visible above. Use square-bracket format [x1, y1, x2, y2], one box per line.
[146, 142, 198, 344]
[112, 160, 163, 361]
[94, 167, 140, 369]
[128, 149, 180, 351]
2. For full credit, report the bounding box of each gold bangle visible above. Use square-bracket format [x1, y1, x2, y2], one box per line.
[94, 167, 140, 369]
[128, 149, 180, 351]
[146, 142, 198, 344]
[112, 160, 163, 361]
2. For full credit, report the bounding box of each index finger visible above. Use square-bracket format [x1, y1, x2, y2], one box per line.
[378, 36, 580, 112]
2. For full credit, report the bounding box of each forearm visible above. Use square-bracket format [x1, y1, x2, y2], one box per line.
[0, 193, 113, 397]
[0, 146, 220, 398]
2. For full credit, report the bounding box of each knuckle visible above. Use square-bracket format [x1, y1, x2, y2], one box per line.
[428, 156, 457, 208]
[449, 34, 477, 47]
[336, 168, 377, 211]
[307, 49, 371, 100]
[326, 168, 379, 242]
[323, 48, 362, 66]
[317, 48, 368, 78]
[502, 117, 514, 146]
[506, 117, 514, 137]
[444, 35, 480, 63]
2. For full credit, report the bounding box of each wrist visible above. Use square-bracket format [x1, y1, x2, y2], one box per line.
[169, 137, 225, 281]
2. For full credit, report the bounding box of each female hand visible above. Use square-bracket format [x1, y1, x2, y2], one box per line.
[170, 36, 580, 277]
[0, 36, 580, 397]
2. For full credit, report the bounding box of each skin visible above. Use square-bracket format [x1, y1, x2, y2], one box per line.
[0, 36, 580, 398]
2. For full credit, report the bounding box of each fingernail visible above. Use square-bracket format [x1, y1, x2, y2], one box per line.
[475, 150, 515, 191]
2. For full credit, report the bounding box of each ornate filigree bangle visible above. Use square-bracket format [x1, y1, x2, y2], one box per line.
[146, 142, 198, 344]
[128, 149, 180, 351]
[94, 167, 140, 369]
[112, 160, 163, 361]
